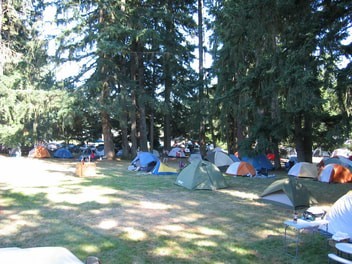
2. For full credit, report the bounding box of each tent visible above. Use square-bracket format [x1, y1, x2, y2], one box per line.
[130, 152, 158, 172]
[325, 191, 352, 238]
[28, 146, 51, 158]
[241, 154, 274, 172]
[53, 148, 73, 159]
[331, 148, 351, 158]
[168, 147, 186, 158]
[261, 178, 318, 210]
[322, 156, 352, 172]
[206, 150, 234, 172]
[152, 160, 178, 175]
[318, 164, 352, 183]
[225, 161, 256, 177]
[288, 162, 318, 179]
[175, 160, 228, 190]
[188, 153, 202, 163]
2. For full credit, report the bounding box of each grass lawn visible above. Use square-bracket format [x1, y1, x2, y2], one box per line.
[0, 156, 351, 263]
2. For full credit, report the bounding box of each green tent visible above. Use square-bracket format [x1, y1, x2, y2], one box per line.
[175, 160, 228, 190]
[260, 177, 318, 210]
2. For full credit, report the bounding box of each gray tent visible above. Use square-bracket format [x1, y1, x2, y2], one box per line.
[261, 177, 318, 210]
[175, 160, 228, 190]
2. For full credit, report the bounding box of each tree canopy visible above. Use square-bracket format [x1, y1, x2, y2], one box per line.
[0, 0, 351, 163]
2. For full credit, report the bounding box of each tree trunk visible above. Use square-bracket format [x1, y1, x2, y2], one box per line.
[294, 113, 312, 163]
[137, 51, 148, 151]
[120, 89, 130, 159]
[130, 51, 138, 157]
[198, 0, 206, 157]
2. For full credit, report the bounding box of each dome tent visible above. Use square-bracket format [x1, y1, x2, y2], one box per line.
[129, 152, 158, 172]
[206, 150, 234, 172]
[152, 160, 178, 175]
[261, 177, 318, 210]
[288, 162, 318, 179]
[225, 161, 256, 177]
[53, 148, 73, 159]
[28, 146, 51, 158]
[175, 160, 228, 190]
[318, 164, 352, 183]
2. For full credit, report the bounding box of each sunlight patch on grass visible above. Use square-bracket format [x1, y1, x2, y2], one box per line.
[229, 246, 253, 256]
[98, 219, 118, 230]
[184, 200, 199, 206]
[121, 227, 147, 241]
[139, 200, 174, 210]
[158, 224, 184, 232]
[195, 240, 218, 247]
[46, 186, 117, 204]
[80, 244, 100, 254]
[175, 213, 204, 222]
[0, 211, 40, 236]
[197, 227, 225, 236]
[221, 189, 259, 200]
[152, 241, 189, 259]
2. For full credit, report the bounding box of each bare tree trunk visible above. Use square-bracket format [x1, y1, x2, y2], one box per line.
[198, 0, 206, 157]
[130, 51, 138, 157]
[137, 51, 148, 151]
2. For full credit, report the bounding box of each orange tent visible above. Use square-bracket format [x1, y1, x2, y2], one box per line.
[28, 146, 51, 158]
[318, 164, 352, 183]
[225, 161, 256, 177]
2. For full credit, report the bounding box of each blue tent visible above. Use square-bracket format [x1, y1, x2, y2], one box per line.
[53, 148, 73, 159]
[131, 152, 159, 172]
[241, 154, 274, 171]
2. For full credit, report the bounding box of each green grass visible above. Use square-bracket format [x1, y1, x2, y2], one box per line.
[0, 157, 351, 263]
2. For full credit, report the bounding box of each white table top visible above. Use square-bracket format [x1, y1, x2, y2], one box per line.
[0, 247, 83, 264]
[284, 218, 328, 229]
[336, 243, 352, 254]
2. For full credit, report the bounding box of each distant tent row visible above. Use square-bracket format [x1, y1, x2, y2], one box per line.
[28, 146, 74, 159]
[288, 161, 352, 184]
[28, 146, 51, 158]
[203, 149, 274, 176]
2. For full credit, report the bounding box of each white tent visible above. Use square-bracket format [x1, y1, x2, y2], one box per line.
[168, 147, 186, 157]
[288, 162, 318, 179]
[325, 191, 352, 238]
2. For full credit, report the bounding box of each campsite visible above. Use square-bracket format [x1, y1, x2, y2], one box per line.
[1, 155, 351, 263]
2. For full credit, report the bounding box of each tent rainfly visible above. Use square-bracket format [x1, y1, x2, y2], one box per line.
[261, 178, 318, 210]
[206, 150, 234, 172]
[152, 160, 178, 175]
[318, 164, 352, 183]
[175, 160, 228, 190]
[225, 161, 256, 177]
[288, 162, 318, 179]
